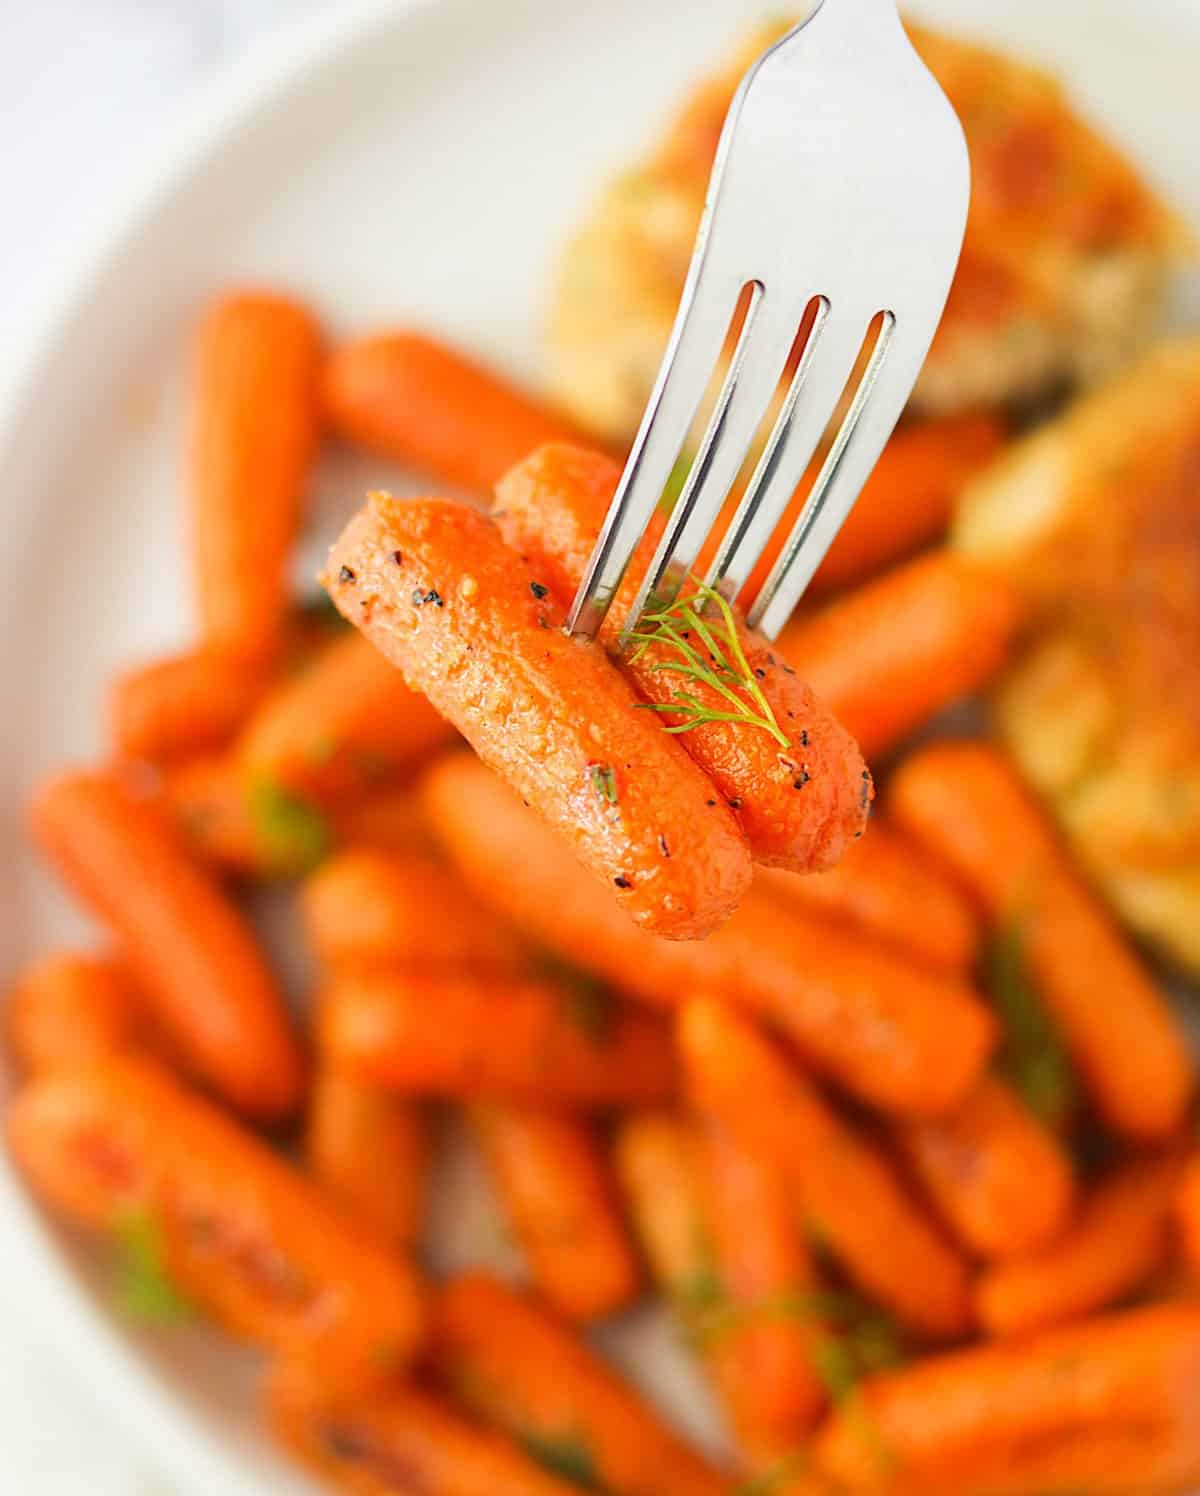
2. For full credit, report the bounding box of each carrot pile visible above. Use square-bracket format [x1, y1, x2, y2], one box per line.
[7, 285, 1200, 1496]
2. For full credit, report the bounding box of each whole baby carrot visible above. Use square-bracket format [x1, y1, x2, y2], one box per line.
[613, 1113, 710, 1306]
[268, 1358, 582, 1496]
[5, 952, 141, 1075]
[319, 969, 676, 1108]
[679, 997, 973, 1340]
[756, 818, 979, 975]
[238, 628, 456, 808]
[976, 1153, 1185, 1337]
[324, 493, 752, 940]
[469, 1102, 640, 1322]
[191, 290, 323, 659]
[30, 769, 304, 1120]
[431, 1273, 729, 1496]
[306, 1068, 428, 1252]
[329, 787, 438, 861]
[1177, 1157, 1200, 1278]
[889, 742, 1194, 1140]
[8, 1056, 425, 1378]
[814, 1301, 1200, 1493]
[323, 330, 585, 492]
[894, 1076, 1076, 1261]
[779, 551, 1025, 761]
[422, 755, 994, 1117]
[494, 444, 871, 874]
[108, 648, 274, 764]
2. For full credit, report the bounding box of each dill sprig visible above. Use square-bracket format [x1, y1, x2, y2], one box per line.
[621, 577, 789, 748]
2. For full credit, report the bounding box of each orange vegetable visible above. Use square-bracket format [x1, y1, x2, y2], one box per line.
[976, 1153, 1185, 1337]
[613, 1113, 708, 1299]
[431, 1274, 729, 1496]
[889, 742, 1194, 1140]
[494, 444, 871, 873]
[1178, 1157, 1200, 1279]
[8, 1056, 425, 1378]
[5, 952, 141, 1075]
[191, 290, 323, 659]
[319, 969, 676, 1108]
[108, 649, 273, 763]
[678, 997, 973, 1339]
[814, 1302, 1200, 1494]
[469, 1102, 640, 1322]
[323, 331, 584, 492]
[779, 552, 1024, 761]
[30, 770, 304, 1120]
[305, 1068, 428, 1252]
[238, 628, 455, 808]
[756, 817, 979, 975]
[325, 493, 752, 940]
[330, 787, 437, 860]
[423, 755, 994, 1117]
[894, 1076, 1076, 1261]
[302, 850, 527, 974]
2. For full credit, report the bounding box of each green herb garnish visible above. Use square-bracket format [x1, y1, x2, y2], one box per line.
[588, 762, 619, 806]
[734, 1450, 810, 1496]
[533, 951, 616, 1044]
[248, 775, 331, 877]
[659, 451, 695, 514]
[521, 1432, 602, 1491]
[111, 1208, 195, 1327]
[622, 576, 789, 747]
[985, 919, 1078, 1129]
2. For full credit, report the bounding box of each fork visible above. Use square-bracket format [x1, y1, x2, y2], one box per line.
[565, 0, 970, 643]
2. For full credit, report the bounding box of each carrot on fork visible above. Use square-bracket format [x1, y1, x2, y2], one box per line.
[108, 648, 274, 764]
[5, 952, 142, 1076]
[30, 769, 304, 1120]
[324, 493, 752, 939]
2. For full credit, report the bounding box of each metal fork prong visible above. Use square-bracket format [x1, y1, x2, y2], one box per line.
[565, 271, 742, 639]
[749, 312, 901, 639]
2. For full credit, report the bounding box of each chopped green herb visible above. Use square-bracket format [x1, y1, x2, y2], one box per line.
[588, 762, 619, 806]
[985, 919, 1078, 1129]
[296, 592, 351, 634]
[533, 952, 615, 1044]
[658, 451, 695, 514]
[521, 1431, 601, 1490]
[111, 1208, 195, 1327]
[248, 775, 331, 877]
[734, 1450, 809, 1496]
[671, 1262, 726, 1326]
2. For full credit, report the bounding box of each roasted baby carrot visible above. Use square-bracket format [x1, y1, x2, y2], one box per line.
[302, 850, 527, 975]
[779, 552, 1025, 761]
[494, 444, 871, 874]
[814, 1301, 1200, 1493]
[976, 1153, 1185, 1337]
[268, 1357, 581, 1496]
[238, 628, 456, 808]
[679, 997, 973, 1339]
[30, 770, 304, 1120]
[319, 969, 676, 1107]
[5, 952, 141, 1075]
[1177, 1157, 1200, 1278]
[108, 648, 274, 764]
[423, 755, 995, 1117]
[8, 1056, 425, 1377]
[889, 742, 1194, 1140]
[306, 1068, 428, 1252]
[469, 1102, 640, 1322]
[613, 1113, 710, 1304]
[325, 494, 752, 939]
[329, 787, 438, 860]
[323, 331, 584, 493]
[191, 290, 323, 659]
[894, 1076, 1076, 1261]
[431, 1274, 729, 1496]
[756, 818, 979, 975]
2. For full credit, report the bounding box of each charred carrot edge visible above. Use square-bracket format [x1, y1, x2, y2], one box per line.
[814, 1302, 1200, 1492]
[1178, 1157, 1200, 1280]
[756, 818, 979, 975]
[238, 628, 456, 809]
[305, 1068, 428, 1252]
[894, 1076, 1076, 1261]
[324, 493, 752, 940]
[108, 649, 275, 764]
[5, 951, 141, 1076]
[323, 330, 586, 493]
[678, 997, 973, 1340]
[469, 1102, 640, 1322]
[318, 969, 676, 1108]
[888, 742, 1194, 1140]
[779, 551, 1025, 762]
[422, 755, 995, 1117]
[30, 769, 305, 1120]
[430, 1273, 729, 1496]
[494, 444, 871, 874]
[8, 1056, 425, 1378]
[976, 1153, 1185, 1337]
[191, 290, 323, 660]
[302, 850, 528, 975]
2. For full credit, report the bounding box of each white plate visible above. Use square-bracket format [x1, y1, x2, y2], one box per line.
[1, 0, 1197, 1490]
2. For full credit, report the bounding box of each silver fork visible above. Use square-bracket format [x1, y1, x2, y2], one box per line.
[565, 0, 970, 642]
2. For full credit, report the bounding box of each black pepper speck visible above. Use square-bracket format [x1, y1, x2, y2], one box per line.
[800, 730, 809, 747]
[424, 589, 444, 608]
[530, 581, 549, 599]
[754, 667, 766, 679]
[658, 835, 670, 858]
[728, 797, 743, 810]
[391, 550, 403, 566]
[338, 566, 356, 584]
[614, 875, 632, 889]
